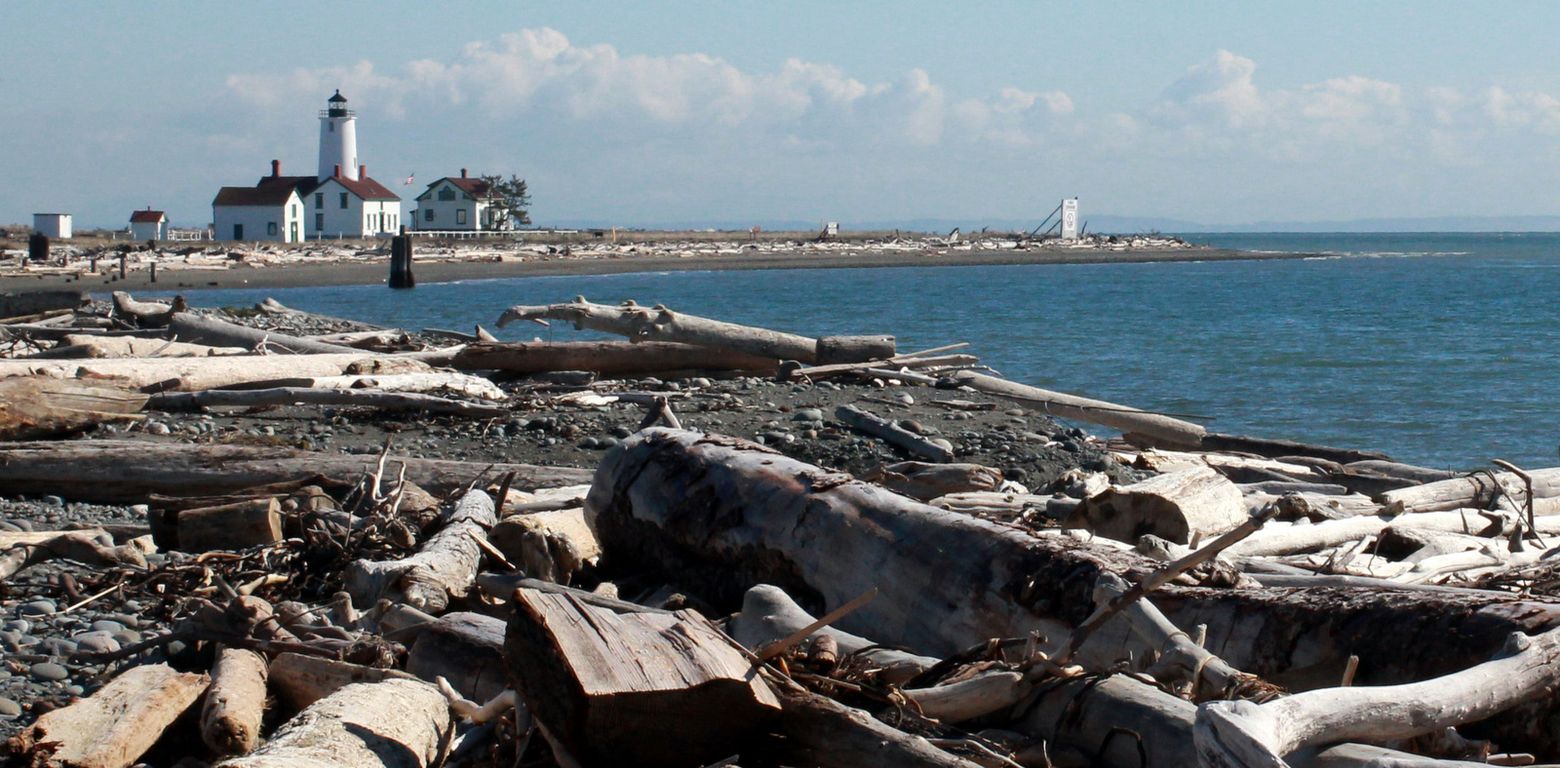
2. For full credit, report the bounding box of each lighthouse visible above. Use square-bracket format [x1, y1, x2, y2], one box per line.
[318, 90, 359, 181]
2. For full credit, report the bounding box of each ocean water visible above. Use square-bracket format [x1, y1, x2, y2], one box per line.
[155, 232, 1560, 470]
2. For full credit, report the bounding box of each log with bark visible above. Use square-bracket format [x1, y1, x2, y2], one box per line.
[496, 296, 819, 362]
[149, 498, 283, 552]
[452, 340, 778, 376]
[201, 647, 268, 755]
[0, 440, 592, 503]
[504, 585, 782, 768]
[216, 679, 454, 768]
[346, 490, 495, 611]
[5, 663, 209, 768]
[168, 312, 358, 354]
[145, 386, 508, 418]
[0, 377, 147, 440]
[1070, 464, 1249, 545]
[585, 428, 1560, 754]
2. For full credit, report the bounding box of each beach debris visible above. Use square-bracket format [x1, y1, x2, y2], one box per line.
[5, 663, 210, 768]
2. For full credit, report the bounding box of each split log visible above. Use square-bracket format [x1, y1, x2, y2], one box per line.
[504, 586, 781, 768]
[201, 647, 268, 755]
[864, 461, 1004, 501]
[1195, 626, 1560, 767]
[836, 403, 954, 462]
[1380, 467, 1560, 514]
[146, 386, 507, 418]
[497, 296, 818, 362]
[267, 652, 416, 712]
[452, 340, 777, 376]
[346, 490, 495, 611]
[952, 370, 1207, 448]
[152, 498, 283, 552]
[787, 352, 976, 381]
[587, 429, 1560, 752]
[1070, 464, 1248, 545]
[33, 335, 248, 359]
[0, 440, 591, 503]
[110, 291, 184, 327]
[406, 612, 508, 704]
[5, 663, 209, 768]
[0, 529, 147, 580]
[216, 679, 453, 768]
[0, 378, 146, 440]
[0, 351, 435, 391]
[169, 313, 357, 354]
[489, 507, 599, 584]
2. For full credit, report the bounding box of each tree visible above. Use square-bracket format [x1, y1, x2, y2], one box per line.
[479, 174, 532, 230]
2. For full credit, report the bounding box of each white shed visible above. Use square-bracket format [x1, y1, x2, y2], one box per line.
[129, 209, 168, 241]
[33, 213, 72, 239]
[212, 187, 305, 243]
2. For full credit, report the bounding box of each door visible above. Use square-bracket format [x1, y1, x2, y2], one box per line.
[233, 223, 243, 240]
[290, 222, 299, 242]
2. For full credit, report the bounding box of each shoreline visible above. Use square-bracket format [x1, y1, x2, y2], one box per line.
[0, 245, 1320, 294]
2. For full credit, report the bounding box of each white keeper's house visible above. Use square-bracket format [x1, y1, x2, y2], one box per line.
[413, 170, 502, 231]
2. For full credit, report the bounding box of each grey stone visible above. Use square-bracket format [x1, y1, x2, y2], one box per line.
[37, 637, 78, 655]
[0, 697, 20, 717]
[30, 662, 69, 682]
[792, 408, 824, 422]
[18, 600, 56, 617]
[90, 619, 125, 633]
[73, 631, 118, 654]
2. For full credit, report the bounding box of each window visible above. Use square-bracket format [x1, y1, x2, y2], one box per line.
[438, 187, 456, 201]
[424, 208, 434, 222]
[291, 204, 298, 217]
[315, 213, 324, 231]
[456, 208, 467, 225]
[267, 222, 278, 236]
[234, 224, 243, 239]
[314, 193, 323, 209]
[339, 192, 348, 209]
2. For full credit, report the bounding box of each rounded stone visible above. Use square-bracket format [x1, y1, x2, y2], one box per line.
[18, 600, 56, 617]
[73, 632, 119, 654]
[38, 637, 78, 656]
[30, 662, 69, 682]
[89, 619, 125, 634]
[0, 697, 20, 717]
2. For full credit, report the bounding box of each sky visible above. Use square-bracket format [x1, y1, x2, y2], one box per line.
[9, 1, 1560, 229]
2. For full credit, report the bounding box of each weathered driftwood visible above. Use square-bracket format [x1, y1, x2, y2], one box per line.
[587, 429, 1560, 752]
[201, 647, 268, 755]
[38, 335, 247, 358]
[255, 297, 384, 329]
[406, 612, 508, 704]
[1380, 467, 1560, 514]
[216, 679, 454, 768]
[769, 684, 981, 768]
[814, 334, 897, 364]
[504, 586, 781, 768]
[1196, 626, 1560, 767]
[952, 370, 1207, 447]
[864, 461, 1004, 501]
[6, 663, 209, 768]
[0, 377, 146, 440]
[728, 584, 939, 685]
[497, 296, 819, 362]
[0, 529, 147, 580]
[169, 312, 357, 355]
[266, 652, 416, 712]
[1071, 464, 1248, 545]
[146, 386, 507, 418]
[786, 352, 976, 381]
[492, 484, 592, 516]
[453, 340, 778, 375]
[155, 498, 283, 552]
[836, 404, 953, 462]
[1198, 432, 1391, 464]
[346, 490, 495, 611]
[301, 371, 506, 401]
[0, 351, 435, 391]
[0, 440, 592, 503]
[488, 507, 599, 584]
[111, 291, 184, 327]
[1225, 509, 1560, 558]
[0, 289, 86, 318]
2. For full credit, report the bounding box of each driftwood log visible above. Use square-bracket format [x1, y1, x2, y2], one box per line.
[586, 429, 1560, 753]
[346, 490, 495, 611]
[201, 647, 268, 755]
[453, 340, 778, 375]
[0, 529, 146, 580]
[496, 296, 819, 362]
[6, 663, 209, 768]
[405, 612, 509, 704]
[0, 351, 435, 391]
[835, 404, 954, 462]
[488, 507, 599, 584]
[145, 386, 507, 418]
[0, 378, 146, 440]
[267, 653, 416, 712]
[169, 312, 358, 354]
[505, 586, 782, 767]
[216, 679, 454, 768]
[864, 461, 1004, 501]
[1071, 464, 1248, 544]
[0, 440, 592, 503]
[952, 370, 1207, 448]
[111, 291, 184, 327]
[1380, 467, 1560, 514]
[152, 498, 283, 552]
[38, 335, 247, 358]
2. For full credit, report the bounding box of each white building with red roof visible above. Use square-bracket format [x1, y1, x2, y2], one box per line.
[128, 209, 167, 240]
[413, 169, 503, 231]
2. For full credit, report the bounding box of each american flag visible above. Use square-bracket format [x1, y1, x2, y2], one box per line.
[403, 173, 415, 186]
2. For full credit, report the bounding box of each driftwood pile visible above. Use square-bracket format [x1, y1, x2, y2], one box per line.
[2, 290, 1560, 767]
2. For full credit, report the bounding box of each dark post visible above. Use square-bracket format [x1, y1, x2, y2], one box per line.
[150, 260, 157, 284]
[119, 252, 128, 280]
[27, 233, 48, 264]
[389, 227, 415, 289]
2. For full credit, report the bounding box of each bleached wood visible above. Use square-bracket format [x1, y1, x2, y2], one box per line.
[146, 386, 507, 418]
[728, 584, 939, 685]
[216, 679, 453, 768]
[346, 490, 495, 612]
[497, 296, 818, 361]
[953, 370, 1207, 447]
[0, 378, 146, 440]
[836, 403, 953, 462]
[267, 653, 416, 712]
[1228, 509, 1560, 558]
[0, 529, 146, 580]
[0, 352, 434, 391]
[6, 663, 209, 768]
[488, 507, 599, 584]
[50, 335, 248, 358]
[169, 313, 357, 354]
[453, 340, 778, 375]
[1071, 464, 1248, 544]
[201, 647, 267, 755]
[305, 371, 506, 400]
[1379, 467, 1560, 514]
[110, 291, 182, 328]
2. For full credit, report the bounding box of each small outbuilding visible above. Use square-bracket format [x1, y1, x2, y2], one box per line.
[32, 213, 72, 239]
[129, 209, 168, 241]
[212, 186, 305, 243]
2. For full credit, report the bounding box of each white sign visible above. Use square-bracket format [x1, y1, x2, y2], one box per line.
[1060, 198, 1079, 240]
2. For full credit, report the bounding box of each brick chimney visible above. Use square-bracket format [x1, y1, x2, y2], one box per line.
[271, 159, 281, 178]
[334, 164, 342, 179]
[359, 164, 367, 179]
[460, 168, 467, 178]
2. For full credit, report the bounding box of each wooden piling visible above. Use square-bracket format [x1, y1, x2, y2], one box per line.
[389, 229, 415, 289]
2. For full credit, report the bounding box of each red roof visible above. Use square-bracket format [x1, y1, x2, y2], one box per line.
[324, 175, 401, 201]
[416, 175, 496, 202]
[129, 210, 166, 223]
[213, 186, 299, 207]
[257, 175, 323, 196]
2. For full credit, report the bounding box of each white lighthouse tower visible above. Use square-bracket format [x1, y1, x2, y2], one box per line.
[317, 90, 359, 181]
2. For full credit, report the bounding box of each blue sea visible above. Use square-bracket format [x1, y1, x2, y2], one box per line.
[153, 232, 1560, 470]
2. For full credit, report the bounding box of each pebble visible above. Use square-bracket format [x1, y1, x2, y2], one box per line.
[19, 600, 57, 617]
[37, 637, 78, 656]
[30, 662, 69, 682]
[146, 422, 171, 435]
[73, 631, 119, 654]
[90, 619, 126, 633]
[792, 409, 824, 422]
[4, 619, 30, 633]
[0, 698, 20, 717]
